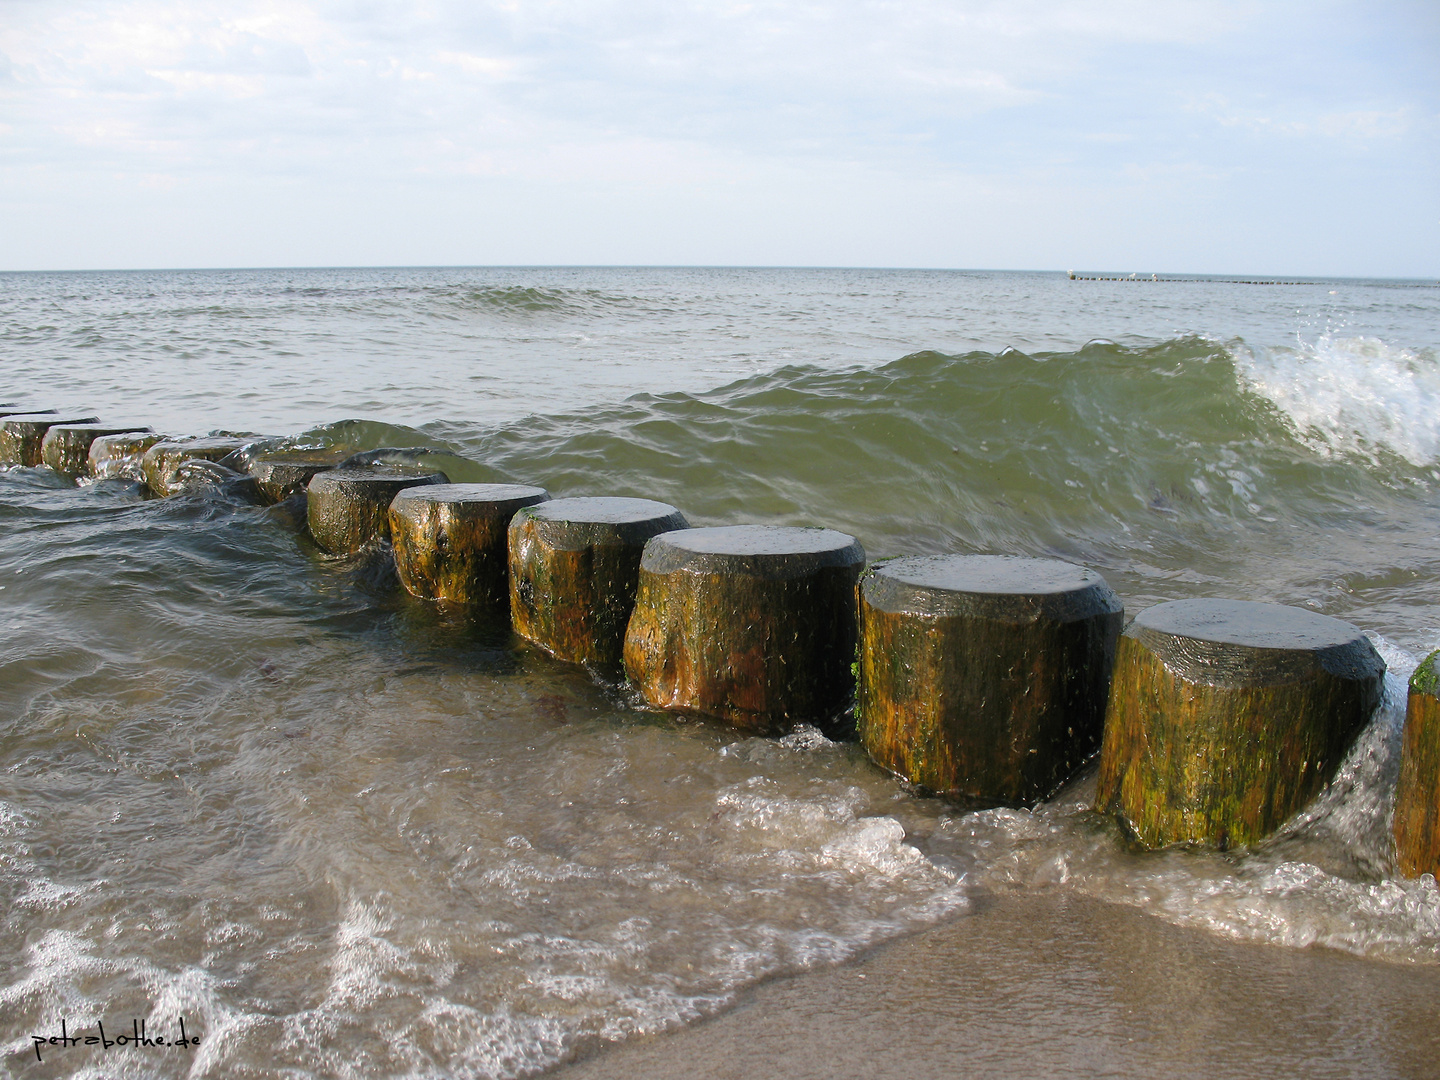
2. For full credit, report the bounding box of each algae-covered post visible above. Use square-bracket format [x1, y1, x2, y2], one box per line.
[510, 496, 689, 669]
[42, 424, 154, 478]
[1394, 650, 1440, 879]
[306, 465, 449, 555]
[0, 414, 100, 467]
[247, 448, 350, 504]
[857, 554, 1123, 806]
[89, 431, 167, 481]
[1094, 598, 1384, 849]
[624, 524, 865, 732]
[388, 482, 549, 608]
[141, 437, 252, 497]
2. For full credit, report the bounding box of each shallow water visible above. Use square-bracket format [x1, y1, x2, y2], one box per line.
[2, 268, 1439, 1077]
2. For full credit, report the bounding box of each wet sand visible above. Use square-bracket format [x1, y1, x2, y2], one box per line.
[553, 888, 1440, 1080]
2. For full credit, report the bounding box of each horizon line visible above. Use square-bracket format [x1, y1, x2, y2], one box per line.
[0, 264, 1435, 284]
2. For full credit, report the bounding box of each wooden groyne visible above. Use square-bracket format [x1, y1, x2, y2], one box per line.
[1396, 652, 1440, 879]
[1067, 271, 1325, 285]
[2, 403, 1425, 872]
[857, 554, 1122, 806]
[1094, 599, 1383, 849]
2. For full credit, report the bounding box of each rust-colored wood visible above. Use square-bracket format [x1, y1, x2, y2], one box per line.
[41, 424, 153, 477]
[248, 448, 350, 504]
[857, 554, 1123, 806]
[388, 482, 549, 608]
[623, 525, 864, 733]
[510, 496, 688, 669]
[0, 414, 100, 467]
[141, 437, 251, 497]
[306, 465, 449, 555]
[1094, 599, 1384, 850]
[1395, 650, 1440, 879]
[88, 432, 167, 480]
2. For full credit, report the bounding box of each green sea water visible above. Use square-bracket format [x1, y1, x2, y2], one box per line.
[2, 268, 1439, 1077]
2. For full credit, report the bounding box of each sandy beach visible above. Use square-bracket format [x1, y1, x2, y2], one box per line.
[556, 888, 1440, 1080]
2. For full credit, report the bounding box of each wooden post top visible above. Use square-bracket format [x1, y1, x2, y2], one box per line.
[145, 435, 250, 455]
[1410, 651, 1440, 700]
[640, 524, 864, 578]
[520, 495, 681, 523]
[862, 554, 1121, 621]
[249, 448, 348, 467]
[3, 413, 98, 427]
[307, 463, 449, 491]
[513, 496, 687, 546]
[1125, 598, 1384, 686]
[42, 423, 153, 436]
[389, 482, 548, 510]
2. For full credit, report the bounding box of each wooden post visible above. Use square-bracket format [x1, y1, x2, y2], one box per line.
[42, 424, 154, 478]
[1094, 598, 1385, 849]
[623, 525, 865, 732]
[247, 448, 350, 504]
[0, 414, 100, 467]
[1395, 650, 1440, 879]
[510, 496, 688, 668]
[388, 482, 550, 607]
[857, 554, 1123, 806]
[306, 465, 449, 555]
[141, 437, 252, 497]
[88, 432, 167, 481]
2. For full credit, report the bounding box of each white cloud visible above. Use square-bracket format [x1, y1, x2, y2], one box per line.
[0, 0, 1434, 271]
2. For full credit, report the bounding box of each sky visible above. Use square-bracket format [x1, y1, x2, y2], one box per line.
[1, 0, 1436, 274]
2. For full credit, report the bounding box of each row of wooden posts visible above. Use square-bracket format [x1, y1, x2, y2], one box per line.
[3, 410, 1437, 879]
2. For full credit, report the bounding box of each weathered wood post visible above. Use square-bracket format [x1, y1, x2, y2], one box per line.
[0, 414, 100, 466]
[88, 432, 167, 481]
[42, 424, 154, 478]
[141, 437, 252, 497]
[247, 448, 350, 504]
[306, 465, 449, 555]
[857, 554, 1123, 806]
[623, 524, 865, 732]
[1094, 598, 1385, 849]
[510, 496, 688, 668]
[1394, 650, 1440, 879]
[388, 482, 550, 608]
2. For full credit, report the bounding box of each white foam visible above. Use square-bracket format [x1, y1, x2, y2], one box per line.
[932, 635, 1440, 962]
[1234, 334, 1440, 465]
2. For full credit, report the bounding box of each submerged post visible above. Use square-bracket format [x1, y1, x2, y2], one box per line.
[306, 465, 449, 555]
[42, 424, 154, 478]
[623, 524, 865, 732]
[88, 432, 167, 481]
[1094, 598, 1384, 849]
[388, 482, 550, 608]
[0, 414, 100, 467]
[510, 496, 688, 668]
[1394, 651, 1440, 879]
[141, 437, 252, 497]
[857, 554, 1123, 805]
[247, 448, 350, 504]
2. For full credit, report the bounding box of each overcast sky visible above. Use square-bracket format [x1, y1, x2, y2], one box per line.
[1, 0, 1436, 274]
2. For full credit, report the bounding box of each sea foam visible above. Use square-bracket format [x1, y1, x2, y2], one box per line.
[1235, 334, 1440, 466]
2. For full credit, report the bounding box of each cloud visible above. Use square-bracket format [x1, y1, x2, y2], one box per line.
[1191, 95, 1417, 141]
[0, 0, 1435, 271]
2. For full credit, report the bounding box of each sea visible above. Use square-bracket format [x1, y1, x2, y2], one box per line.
[2, 267, 1438, 1078]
